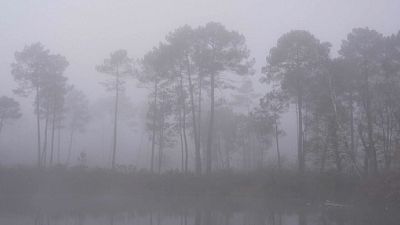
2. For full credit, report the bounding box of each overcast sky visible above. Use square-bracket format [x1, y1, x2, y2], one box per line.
[1, 0, 400, 98]
[1, 0, 400, 166]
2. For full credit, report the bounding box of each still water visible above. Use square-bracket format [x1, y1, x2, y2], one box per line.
[0, 196, 398, 225]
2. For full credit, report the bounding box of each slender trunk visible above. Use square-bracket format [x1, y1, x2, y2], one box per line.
[225, 139, 231, 170]
[297, 86, 304, 174]
[66, 129, 74, 165]
[158, 124, 164, 174]
[179, 100, 184, 172]
[50, 108, 56, 166]
[183, 111, 189, 173]
[242, 135, 247, 170]
[36, 87, 41, 168]
[387, 113, 393, 169]
[383, 107, 392, 170]
[327, 74, 342, 172]
[42, 107, 50, 168]
[274, 120, 281, 171]
[178, 75, 188, 173]
[320, 135, 329, 173]
[206, 73, 215, 174]
[198, 75, 202, 156]
[332, 122, 342, 172]
[366, 107, 377, 174]
[57, 123, 61, 164]
[180, 75, 189, 173]
[358, 124, 369, 175]
[158, 95, 165, 174]
[151, 81, 158, 173]
[216, 134, 222, 169]
[350, 93, 355, 160]
[111, 72, 120, 170]
[187, 61, 201, 174]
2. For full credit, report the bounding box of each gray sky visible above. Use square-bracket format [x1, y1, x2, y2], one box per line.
[1, 0, 400, 97]
[1, 0, 400, 166]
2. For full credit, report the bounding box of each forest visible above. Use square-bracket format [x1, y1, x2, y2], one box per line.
[1, 23, 400, 207]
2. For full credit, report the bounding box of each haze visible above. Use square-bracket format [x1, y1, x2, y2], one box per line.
[1, 2, 400, 224]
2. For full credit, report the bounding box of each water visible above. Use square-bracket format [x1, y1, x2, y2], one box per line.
[0, 195, 398, 225]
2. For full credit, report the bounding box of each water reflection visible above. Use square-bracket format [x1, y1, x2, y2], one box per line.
[2, 198, 398, 225]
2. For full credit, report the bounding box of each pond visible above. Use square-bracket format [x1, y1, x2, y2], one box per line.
[0, 195, 398, 225]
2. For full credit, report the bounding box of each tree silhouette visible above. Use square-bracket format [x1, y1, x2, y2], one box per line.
[264, 30, 330, 174]
[96, 49, 132, 170]
[11, 43, 68, 167]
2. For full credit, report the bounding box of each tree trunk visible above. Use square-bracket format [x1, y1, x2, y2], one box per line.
[179, 101, 184, 172]
[150, 81, 158, 173]
[274, 120, 281, 171]
[198, 75, 202, 158]
[57, 123, 61, 164]
[158, 95, 165, 174]
[66, 129, 74, 165]
[350, 93, 355, 160]
[182, 99, 189, 173]
[186, 61, 201, 174]
[332, 121, 342, 172]
[320, 135, 329, 173]
[383, 107, 392, 170]
[50, 109, 56, 166]
[158, 124, 164, 174]
[179, 74, 189, 173]
[206, 73, 215, 174]
[36, 87, 41, 168]
[358, 124, 369, 175]
[297, 87, 304, 174]
[111, 72, 120, 170]
[42, 107, 50, 168]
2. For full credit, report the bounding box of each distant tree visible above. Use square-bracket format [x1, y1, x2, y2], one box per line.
[339, 28, 384, 175]
[39, 60, 69, 166]
[166, 26, 202, 174]
[213, 107, 238, 170]
[246, 109, 274, 170]
[96, 49, 132, 170]
[328, 58, 360, 172]
[11, 43, 69, 167]
[141, 44, 175, 173]
[0, 96, 22, 134]
[378, 32, 400, 170]
[264, 30, 330, 174]
[195, 22, 254, 174]
[259, 90, 289, 170]
[64, 87, 90, 166]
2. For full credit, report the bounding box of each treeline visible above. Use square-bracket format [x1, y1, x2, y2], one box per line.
[1, 23, 400, 178]
[263, 28, 400, 177]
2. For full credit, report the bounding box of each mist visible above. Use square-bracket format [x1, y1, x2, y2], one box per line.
[1, 1, 400, 224]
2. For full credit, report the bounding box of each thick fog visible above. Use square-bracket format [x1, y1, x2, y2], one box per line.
[1, 0, 399, 169]
[3, 2, 400, 225]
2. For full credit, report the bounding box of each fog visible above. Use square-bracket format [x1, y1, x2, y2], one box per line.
[1, 0, 399, 167]
[1, 1, 400, 224]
